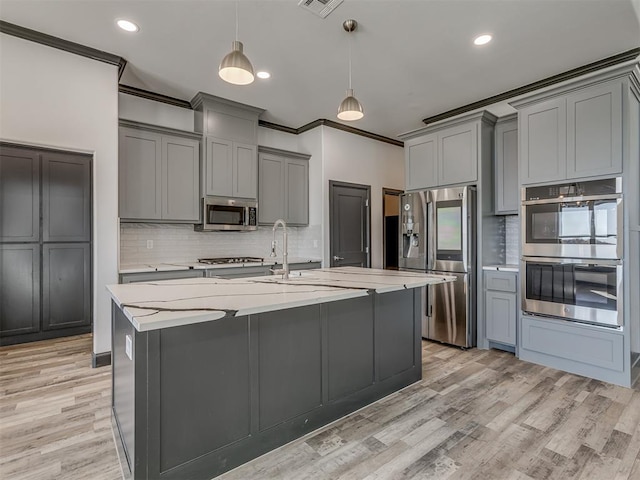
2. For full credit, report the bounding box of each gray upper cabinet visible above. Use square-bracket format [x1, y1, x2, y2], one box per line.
[518, 97, 566, 184]
[258, 147, 310, 226]
[494, 114, 519, 214]
[514, 79, 623, 185]
[0, 146, 40, 242]
[192, 93, 264, 200]
[438, 123, 477, 186]
[42, 151, 91, 242]
[567, 80, 622, 179]
[119, 127, 162, 220]
[400, 111, 495, 191]
[205, 136, 233, 196]
[405, 134, 437, 190]
[119, 122, 200, 222]
[162, 135, 200, 221]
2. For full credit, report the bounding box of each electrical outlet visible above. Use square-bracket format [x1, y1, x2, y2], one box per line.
[146, 240, 153, 249]
[313, 240, 318, 248]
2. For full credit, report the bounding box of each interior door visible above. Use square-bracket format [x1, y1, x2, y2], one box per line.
[329, 181, 370, 267]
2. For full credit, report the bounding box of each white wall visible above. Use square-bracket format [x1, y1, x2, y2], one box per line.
[0, 34, 119, 355]
[322, 127, 405, 268]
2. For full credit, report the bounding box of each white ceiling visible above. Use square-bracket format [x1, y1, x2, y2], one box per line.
[1, 0, 638, 139]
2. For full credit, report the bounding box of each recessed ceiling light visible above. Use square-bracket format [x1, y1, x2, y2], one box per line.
[473, 34, 492, 46]
[256, 71, 271, 79]
[117, 19, 139, 33]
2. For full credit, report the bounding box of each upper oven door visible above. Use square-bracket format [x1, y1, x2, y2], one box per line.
[521, 196, 622, 259]
[521, 257, 622, 327]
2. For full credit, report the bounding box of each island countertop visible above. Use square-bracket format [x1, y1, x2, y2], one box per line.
[107, 266, 455, 332]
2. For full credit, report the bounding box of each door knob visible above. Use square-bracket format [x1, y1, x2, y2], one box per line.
[333, 255, 344, 261]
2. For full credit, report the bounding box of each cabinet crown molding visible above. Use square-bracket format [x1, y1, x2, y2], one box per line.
[258, 145, 311, 160]
[509, 61, 638, 109]
[190, 92, 265, 116]
[398, 110, 497, 141]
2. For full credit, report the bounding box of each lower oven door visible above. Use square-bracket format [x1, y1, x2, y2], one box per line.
[521, 257, 622, 327]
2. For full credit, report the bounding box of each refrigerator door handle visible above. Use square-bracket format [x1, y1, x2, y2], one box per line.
[426, 199, 435, 271]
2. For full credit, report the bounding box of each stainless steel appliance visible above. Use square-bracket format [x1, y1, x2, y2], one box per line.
[195, 196, 258, 232]
[198, 256, 264, 265]
[399, 186, 476, 348]
[399, 191, 427, 270]
[521, 177, 622, 259]
[521, 256, 622, 327]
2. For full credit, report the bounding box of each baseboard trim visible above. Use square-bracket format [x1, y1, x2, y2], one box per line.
[92, 351, 112, 368]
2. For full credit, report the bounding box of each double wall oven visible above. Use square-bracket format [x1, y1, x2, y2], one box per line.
[521, 177, 623, 328]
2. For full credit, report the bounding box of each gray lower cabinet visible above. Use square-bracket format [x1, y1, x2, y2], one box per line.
[258, 147, 310, 225]
[0, 244, 40, 336]
[484, 271, 517, 347]
[120, 122, 200, 222]
[494, 114, 519, 214]
[111, 288, 421, 480]
[120, 269, 204, 284]
[43, 243, 91, 330]
[515, 79, 623, 184]
[0, 147, 39, 242]
[519, 314, 626, 386]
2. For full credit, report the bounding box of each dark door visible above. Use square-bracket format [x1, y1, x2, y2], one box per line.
[329, 181, 370, 267]
[383, 188, 402, 269]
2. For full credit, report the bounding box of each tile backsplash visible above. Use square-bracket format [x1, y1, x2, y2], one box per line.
[505, 215, 520, 264]
[120, 223, 322, 265]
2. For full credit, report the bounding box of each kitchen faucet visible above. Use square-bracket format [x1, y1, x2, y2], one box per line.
[270, 219, 289, 279]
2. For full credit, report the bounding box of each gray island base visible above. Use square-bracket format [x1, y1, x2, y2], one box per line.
[108, 267, 454, 479]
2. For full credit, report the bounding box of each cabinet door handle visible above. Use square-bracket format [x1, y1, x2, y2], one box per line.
[333, 255, 344, 261]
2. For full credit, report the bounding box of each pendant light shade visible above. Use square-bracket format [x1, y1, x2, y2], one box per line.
[219, 40, 254, 85]
[337, 89, 364, 121]
[219, 3, 254, 85]
[337, 19, 363, 121]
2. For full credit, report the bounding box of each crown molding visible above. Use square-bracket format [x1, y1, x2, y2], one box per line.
[119, 84, 192, 109]
[422, 47, 640, 125]
[0, 20, 126, 78]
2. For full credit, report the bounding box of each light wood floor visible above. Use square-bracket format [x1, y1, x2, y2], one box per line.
[1, 335, 639, 480]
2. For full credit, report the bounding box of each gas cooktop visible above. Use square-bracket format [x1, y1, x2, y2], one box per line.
[198, 257, 264, 265]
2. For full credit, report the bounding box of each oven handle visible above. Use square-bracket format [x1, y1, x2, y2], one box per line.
[521, 193, 622, 206]
[521, 256, 621, 266]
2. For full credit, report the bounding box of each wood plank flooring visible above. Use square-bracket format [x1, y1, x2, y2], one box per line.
[0, 335, 121, 480]
[1, 335, 639, 479]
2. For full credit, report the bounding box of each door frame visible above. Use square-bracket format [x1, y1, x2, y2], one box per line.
[328, 180, 371, 268]
[382, 188, 403, 269]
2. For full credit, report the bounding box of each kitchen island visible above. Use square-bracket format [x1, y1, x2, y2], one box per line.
[107, 267, 454, 480]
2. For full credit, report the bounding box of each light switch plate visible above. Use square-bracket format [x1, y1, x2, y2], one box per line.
[125, 334, 132, 360]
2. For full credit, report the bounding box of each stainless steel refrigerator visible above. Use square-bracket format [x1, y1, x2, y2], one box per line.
[399, 186, 476, 348]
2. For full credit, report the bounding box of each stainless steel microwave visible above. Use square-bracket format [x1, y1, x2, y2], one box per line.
[195, 197, 257, 231]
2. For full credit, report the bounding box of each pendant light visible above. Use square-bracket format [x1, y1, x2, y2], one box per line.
[219, 2, 254, 85]
[337, 19, 363, 121]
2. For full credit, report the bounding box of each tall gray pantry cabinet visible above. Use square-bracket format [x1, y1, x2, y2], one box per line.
[0, 144, 92, 346]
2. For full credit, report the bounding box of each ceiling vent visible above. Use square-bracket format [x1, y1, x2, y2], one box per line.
[297, 0, 344, 19]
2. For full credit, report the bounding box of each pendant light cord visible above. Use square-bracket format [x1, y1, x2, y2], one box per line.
[348, 35, 352, 90]
[235, 2, 239, 41]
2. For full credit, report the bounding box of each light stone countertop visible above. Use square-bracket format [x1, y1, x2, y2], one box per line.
[119, 258, 322, 274]
[107, 267, 455, 332]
